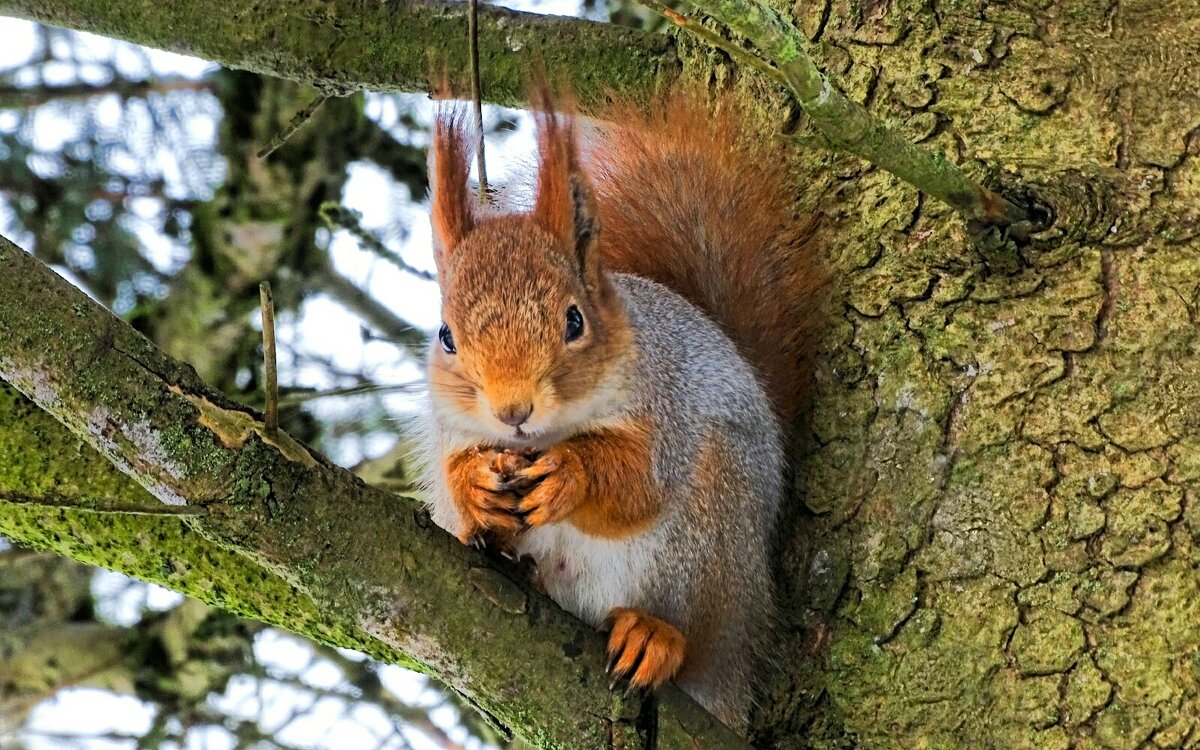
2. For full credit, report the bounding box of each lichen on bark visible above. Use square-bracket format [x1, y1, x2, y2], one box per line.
[762, 1, 1200, 747]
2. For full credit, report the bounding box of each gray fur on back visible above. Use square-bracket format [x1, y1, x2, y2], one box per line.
[613, 273, 783, 515]
[611, 273, 782, 724]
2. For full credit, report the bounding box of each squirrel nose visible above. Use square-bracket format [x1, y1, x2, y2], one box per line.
[495, 404, 533, 427]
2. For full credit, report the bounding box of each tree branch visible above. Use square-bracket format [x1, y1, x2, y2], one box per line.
[0, 0, 679, 108]
[0, 381, 423, 675]
[320, 266, 431, 349]
[0, 235, 748, 750]
[679, 0, 1030, 230]
[0, 489, 206, 516]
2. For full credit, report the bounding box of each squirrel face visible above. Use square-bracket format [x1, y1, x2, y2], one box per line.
[428, 216, 631, 444]
[427, 106, 633, 446]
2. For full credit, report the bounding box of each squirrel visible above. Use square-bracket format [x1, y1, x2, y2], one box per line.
[412, 84, 824, 732]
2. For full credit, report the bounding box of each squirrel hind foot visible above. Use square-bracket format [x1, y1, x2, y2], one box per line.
[603, 607, 686, 692]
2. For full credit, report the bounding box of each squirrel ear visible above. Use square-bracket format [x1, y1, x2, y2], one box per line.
[430, 105, 475, 274]
[566, 169, 600, 278]
[531, 103, 601, 282]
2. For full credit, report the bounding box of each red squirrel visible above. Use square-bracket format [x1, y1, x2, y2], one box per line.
[413, 85, 824, 731]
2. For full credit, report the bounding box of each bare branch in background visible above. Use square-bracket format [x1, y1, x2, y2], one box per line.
[257, 92, 331, 159]
[320, 268, 430, 349]
[320, 204, 437, 282]
[0, 76, 209, 107]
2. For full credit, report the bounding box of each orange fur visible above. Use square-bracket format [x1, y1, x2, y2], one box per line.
[428, 87, 625, 440]
[504, 419, 660, 538]
[444, 447, 524, 544]
[588, 94, 826, 432]
[529, 87, 579, 243]
[430, 106, 475, 270]
[605, 607, 687, 690]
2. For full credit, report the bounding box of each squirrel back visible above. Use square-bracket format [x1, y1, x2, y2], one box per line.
[584, 94, 824, 432]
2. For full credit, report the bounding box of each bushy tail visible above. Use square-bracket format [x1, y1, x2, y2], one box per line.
[584, 95, 825, 431]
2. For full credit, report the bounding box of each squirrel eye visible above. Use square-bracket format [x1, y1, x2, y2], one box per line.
[565, 305, 585, 342]
[439, 323, 456, 354]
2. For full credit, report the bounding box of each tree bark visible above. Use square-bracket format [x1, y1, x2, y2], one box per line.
[2, 0, 1200, 748]
[0, 0, 678, 107]
[754, 3, 1200, 748]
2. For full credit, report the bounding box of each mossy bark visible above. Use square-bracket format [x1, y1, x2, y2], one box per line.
[2, 0, 1200, 748]
[0, 0, 678, 107]
[761, 1, 1200, 747]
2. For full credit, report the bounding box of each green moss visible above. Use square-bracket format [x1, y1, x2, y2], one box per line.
[1099, 482, 1181, 568]
[0, 0, 677, 108]
[845, 567, 917, 640]
[1009, 611, 1085, 676]
[1093, 702, 1159, 750]
[1079, 569, 1137, 620]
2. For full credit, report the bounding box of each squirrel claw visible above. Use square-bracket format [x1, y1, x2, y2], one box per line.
[605, 674, 647, 701]
[604, 607, 686, 692]
[605, 651, 620, 675]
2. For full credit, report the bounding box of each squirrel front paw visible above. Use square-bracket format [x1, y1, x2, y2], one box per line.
[445, 448, 533, 545]
[603, 607, 686, 692]
[498, 446, 586, 528]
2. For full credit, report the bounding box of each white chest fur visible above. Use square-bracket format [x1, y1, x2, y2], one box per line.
[515, 522, 661, 627]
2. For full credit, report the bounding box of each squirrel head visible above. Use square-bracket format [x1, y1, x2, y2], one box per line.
[425, 102, 632, 445]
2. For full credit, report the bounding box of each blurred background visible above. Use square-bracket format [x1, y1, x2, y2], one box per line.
[0, 0, 663, 746]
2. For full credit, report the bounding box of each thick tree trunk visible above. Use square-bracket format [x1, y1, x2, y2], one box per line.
[1, 0, 1199, 748]
[757, 2, 1200, 748]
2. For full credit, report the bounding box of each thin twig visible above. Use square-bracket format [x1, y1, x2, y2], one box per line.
[639, 0, 784, 86]
[469, 0, 491, 203]
[669, 0, 1030, 230]
[278, 381, 425, 406]
[0, 489, 205, 516]
[318, 204, 437, 281]
[257, 93, 329, 159]
[320, 270, 429, 349]
[260, 281, 279, 437]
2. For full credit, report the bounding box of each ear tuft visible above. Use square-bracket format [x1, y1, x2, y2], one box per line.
[569, 173, 598, 267]
[430, 103, 475, 273]
[530, 82, 600, 277]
